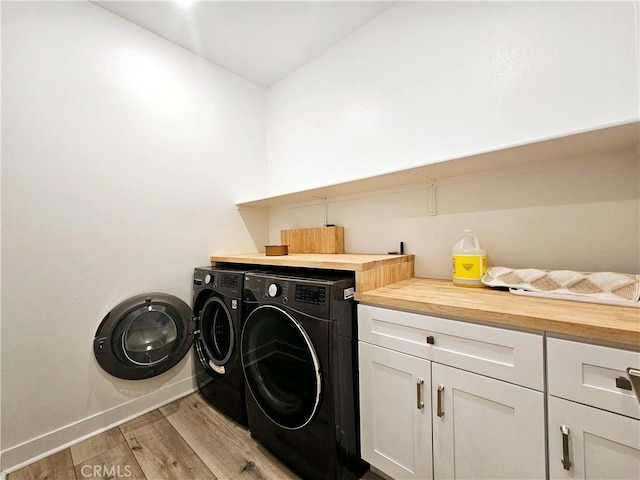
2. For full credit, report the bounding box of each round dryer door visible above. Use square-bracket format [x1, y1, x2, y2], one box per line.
[94, 293, 194, 380]
[241, 305, 322, 430]
[195, 296, 236, 376]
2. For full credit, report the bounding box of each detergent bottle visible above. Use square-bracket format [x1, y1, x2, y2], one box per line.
[452, 230, 486, 287]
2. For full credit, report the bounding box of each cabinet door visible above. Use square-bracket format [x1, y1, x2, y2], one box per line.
[359, 341, 432, 480]
[432, 363, 545, 480]
[548, 395, 640, 480]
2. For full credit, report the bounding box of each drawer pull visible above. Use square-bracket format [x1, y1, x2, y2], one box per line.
[437, 384, 445, 417]
[416, 377, 424, 410]
[560, 425, 571, 471]
[616, 376, 632, 391]
[426, 335, 435, 345]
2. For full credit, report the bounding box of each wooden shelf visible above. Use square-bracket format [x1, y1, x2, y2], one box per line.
[236, 121, 639, 209]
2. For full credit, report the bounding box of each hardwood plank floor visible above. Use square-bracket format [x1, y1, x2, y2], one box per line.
[8, 450, 76, 480]
[159, 394, 298, 480]
[69, 427, 126, 466]
[7, 392, 383, 480]
[73, 443, 146, 480]
[121, 410, 216, 480]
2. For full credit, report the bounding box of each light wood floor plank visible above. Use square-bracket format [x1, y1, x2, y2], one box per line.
[7, 392, 381, 480]
[122, 410, 216, 480]
[118, 409, 165, 434]
[70, 427, 126, 466]
[160, 393, 299, 480]
[73, 442, 146, 480]
[7, 449, 77, 480]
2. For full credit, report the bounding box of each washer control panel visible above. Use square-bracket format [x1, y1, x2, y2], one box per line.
[268, 283, 281, 298]
[193, 267, 244, 296]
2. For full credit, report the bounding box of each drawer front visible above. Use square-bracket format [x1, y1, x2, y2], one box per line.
[547, 337, 640, 419]
[358, 304, 544, 391]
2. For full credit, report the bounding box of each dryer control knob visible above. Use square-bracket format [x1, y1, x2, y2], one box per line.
[204, 274, 212, 285]
[268, 283, 281, 298]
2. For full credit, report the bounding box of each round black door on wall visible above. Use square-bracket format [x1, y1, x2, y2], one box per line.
[241, 305, 322, 430]
[94, 293, 194, 380]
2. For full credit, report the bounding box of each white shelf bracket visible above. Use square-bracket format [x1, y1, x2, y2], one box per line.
[420, 176, 437, 216]
[413, 173, 437, 215]
[311, 196, 329, 225]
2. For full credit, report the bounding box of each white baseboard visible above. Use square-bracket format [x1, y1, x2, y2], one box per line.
[1, 376, 197, 475]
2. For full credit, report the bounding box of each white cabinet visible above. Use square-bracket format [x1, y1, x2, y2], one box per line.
[547, 338, 640, 480]
[358, 304, 544, 390]
[358, 342, 432, 480]
[357, 305, 545, 480]
[548, 396, 640, 480]
[432, 363, 545, 480]
[547, 338, 640, 420]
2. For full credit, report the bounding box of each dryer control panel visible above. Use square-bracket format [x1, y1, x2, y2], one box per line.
[294, 284, 326, 305]
[244, 271, 354, 322]
[260, 280, 328, 309]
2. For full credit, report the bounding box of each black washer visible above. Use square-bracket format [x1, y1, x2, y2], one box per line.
[192, 266, 250, 426]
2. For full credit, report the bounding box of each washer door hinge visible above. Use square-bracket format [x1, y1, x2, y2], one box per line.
[190, 316, 200, 336]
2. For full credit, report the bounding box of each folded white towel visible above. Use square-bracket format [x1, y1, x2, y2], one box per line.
[482, 267, 640, 302]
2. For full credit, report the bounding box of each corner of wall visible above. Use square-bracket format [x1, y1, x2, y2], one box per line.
[0, 377, 197, 474]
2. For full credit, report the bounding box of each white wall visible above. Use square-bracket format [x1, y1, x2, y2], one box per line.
[266, 1, 639, 197]
[2, 0, 639, 473]
[1, 1, 267, 471]
[268, 147, 640, 277]
[265, 0, 639, 278]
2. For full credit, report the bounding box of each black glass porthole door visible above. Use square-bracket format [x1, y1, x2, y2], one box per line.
[241, 305, 322, 430]
[94, 293, 193, 380]
[195, 296, 235, 376]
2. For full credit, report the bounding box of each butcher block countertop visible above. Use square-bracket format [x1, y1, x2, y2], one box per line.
[210, 253, 415, 294]
[210, 253, 639, 349]
[357, 277, 640, 349]
[211, 253, 412, 271]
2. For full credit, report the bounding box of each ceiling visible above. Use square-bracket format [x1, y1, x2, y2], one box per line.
[92, 1, 398, 87]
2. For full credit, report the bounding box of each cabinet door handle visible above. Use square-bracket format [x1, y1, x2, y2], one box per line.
[416, 377, 424, 409]
[627, 368, 640, 403]
[437, 384, 445, 417]
[426, 335, 435, 345]
[560, 425, 571, 471]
